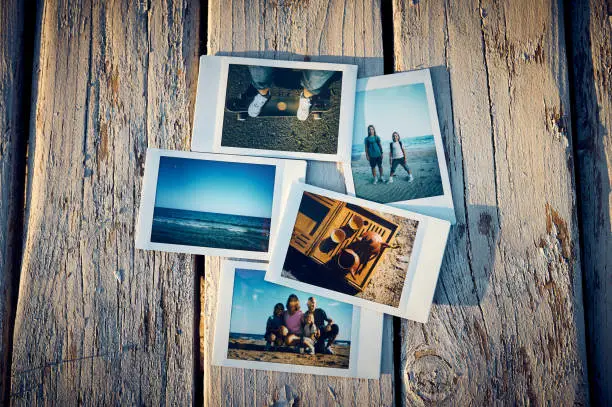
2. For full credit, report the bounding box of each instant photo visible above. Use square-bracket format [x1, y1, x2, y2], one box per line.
[135, 149, 306, 260]
[191, 56, 357, 162]
[267, 183, 451, 322]
[212, 260, 384, 378]
[344, 70, 456, 223]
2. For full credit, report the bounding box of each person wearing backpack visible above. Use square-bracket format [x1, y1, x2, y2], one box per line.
[388, 131, 414, 183]
[364, 125, 386, 184]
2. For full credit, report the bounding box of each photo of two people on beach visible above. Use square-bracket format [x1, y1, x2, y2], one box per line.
[227, 269, 353, 369]
[351, 82, 444, 203]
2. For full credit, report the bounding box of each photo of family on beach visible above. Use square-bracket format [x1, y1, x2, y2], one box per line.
[276, 189, 419, 308]
[350, 81, 444, 204]
[149, 155, 275, 252]
[221, 63, 343, 154]
[227, 268, 353, 369]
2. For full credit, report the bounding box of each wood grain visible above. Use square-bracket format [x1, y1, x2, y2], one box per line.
[10, 1, 200, 404]
[393, 0, 589, 405]
[204, 0, 394, 405]
[0, 0, 29, 403]
[571, 0, 612, 404]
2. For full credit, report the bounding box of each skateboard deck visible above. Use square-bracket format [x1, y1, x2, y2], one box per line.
[226, 94, 332, 121]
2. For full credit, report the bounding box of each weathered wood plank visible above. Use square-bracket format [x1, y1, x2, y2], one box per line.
[10, 1, 200, 404]
[0, 0, 29, 403]
[393, 0, 589, 404]
[204, 1, 393, 405]
[571, 0, 612, 404]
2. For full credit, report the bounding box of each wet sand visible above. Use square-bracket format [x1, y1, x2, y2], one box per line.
[351, 147, 444, 203]
[227, 337, 350, 369]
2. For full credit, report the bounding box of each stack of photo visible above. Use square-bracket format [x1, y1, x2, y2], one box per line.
[136, 56, 455, 379]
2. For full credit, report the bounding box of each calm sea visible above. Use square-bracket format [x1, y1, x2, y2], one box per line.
[151, 207, 271, 252]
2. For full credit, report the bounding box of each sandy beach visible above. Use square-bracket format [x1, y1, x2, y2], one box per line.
[355, 214, 419, 307]
[227, 337, 350, 369]
[351, 146, 443, 203]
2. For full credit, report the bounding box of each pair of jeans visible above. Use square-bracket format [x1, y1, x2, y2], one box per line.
[391, 158, 410, 174]
[315, 323, 339, 352]
[248, 66, 334, 95]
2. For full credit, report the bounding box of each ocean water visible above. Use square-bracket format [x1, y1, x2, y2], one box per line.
[352, 134, 435, 157]
[151, 207, 271, 252]
[229, 332, 351, 346]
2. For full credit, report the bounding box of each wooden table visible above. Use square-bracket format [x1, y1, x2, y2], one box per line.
[0, 0, 610, 405]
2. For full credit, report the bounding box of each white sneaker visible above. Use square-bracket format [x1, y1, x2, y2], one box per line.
[380, 177, 386, 183]
[388, 176, 394, 184]
[297, 93, 312, 121]
[408, 174, 414, 182]
[248, 93, 269, 117]
[373, 177, 378, 185]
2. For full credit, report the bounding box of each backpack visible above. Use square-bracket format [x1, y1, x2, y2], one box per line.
[390, 140, 403, 157]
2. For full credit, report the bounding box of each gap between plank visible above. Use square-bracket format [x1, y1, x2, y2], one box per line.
[562, 0, 594, 402]
[380, 1, 404, 406]
[193, 255, 205, 407]
[193, 2, 208, 406]
[3, 1, 39, 404]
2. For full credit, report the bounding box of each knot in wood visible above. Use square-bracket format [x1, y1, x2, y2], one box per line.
[407, 352, 457, 402]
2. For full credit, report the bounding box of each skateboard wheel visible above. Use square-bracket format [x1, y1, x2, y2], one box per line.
[237, 112, 247, 121]
[312, 112, 322, 120]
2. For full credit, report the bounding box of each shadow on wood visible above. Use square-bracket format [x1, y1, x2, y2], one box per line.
[432, 203, 498, 307]
[569, 0, 612, 404]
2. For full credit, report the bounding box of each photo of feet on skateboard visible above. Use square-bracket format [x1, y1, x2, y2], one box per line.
[221, 63, 343, 154]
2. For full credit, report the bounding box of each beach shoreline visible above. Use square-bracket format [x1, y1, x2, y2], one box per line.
[151, 207, 271, 251]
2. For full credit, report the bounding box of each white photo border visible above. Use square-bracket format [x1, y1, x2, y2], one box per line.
[266, 182, 451, 322]
[344, 69, 457, 224]
[212, 259, 383, 379]
[135, 148, 306, 260]
[191, 55, 357, 163]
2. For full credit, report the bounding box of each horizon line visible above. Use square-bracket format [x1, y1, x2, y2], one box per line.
[153, 206, 272, 220]
[354, 133, 434, 142]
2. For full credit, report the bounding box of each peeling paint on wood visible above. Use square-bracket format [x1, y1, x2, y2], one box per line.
[9, 1, 201, 404]
[393, 0, 589, 404]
